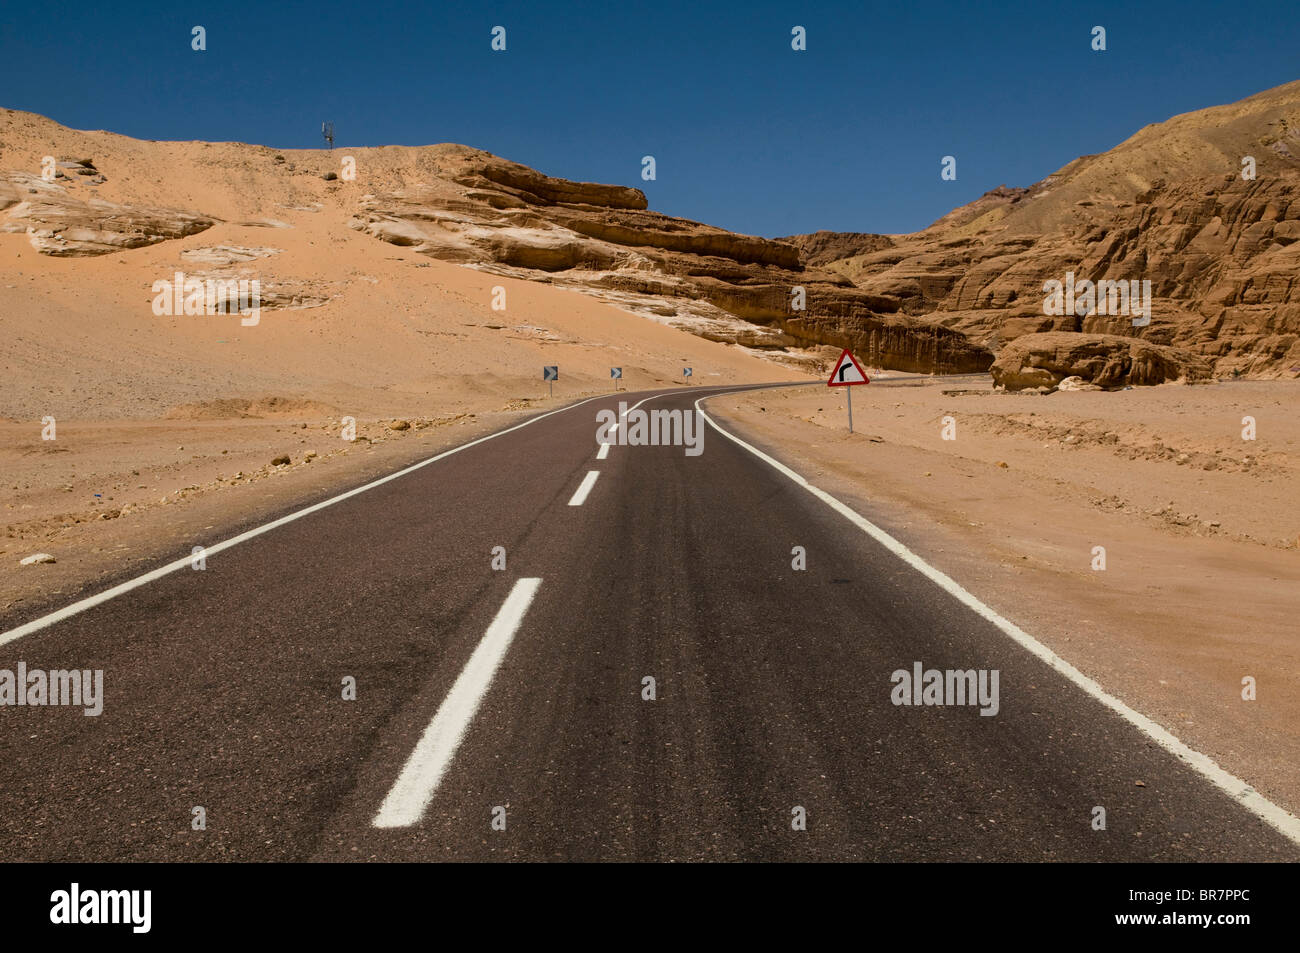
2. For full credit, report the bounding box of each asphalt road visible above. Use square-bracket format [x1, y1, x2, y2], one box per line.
[0, 382, 1296, 861]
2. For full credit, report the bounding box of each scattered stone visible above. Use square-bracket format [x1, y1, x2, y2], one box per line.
[388, 420, 410, 431]
[1057, 375, 1103, 392]
[20, 553, 55, 565]
[271, 455, 291, 466]
[181, 245, 281, 266]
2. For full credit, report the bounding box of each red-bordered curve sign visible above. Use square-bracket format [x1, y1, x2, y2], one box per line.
[827, 348, 869, 386]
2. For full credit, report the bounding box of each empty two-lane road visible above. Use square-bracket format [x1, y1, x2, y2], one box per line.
[0, 383, 1295, 861]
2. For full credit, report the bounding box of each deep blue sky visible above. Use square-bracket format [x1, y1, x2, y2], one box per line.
[2, 0, 1296, 237]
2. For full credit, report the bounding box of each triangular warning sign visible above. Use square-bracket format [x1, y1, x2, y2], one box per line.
[827, 348, 869, 386]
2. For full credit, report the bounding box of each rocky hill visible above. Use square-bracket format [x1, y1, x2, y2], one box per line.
[4, 79, 1299, 385]
[343, 148, 990, 373]
[0, 112, 991, 377]
[790, 79, 1300, 382]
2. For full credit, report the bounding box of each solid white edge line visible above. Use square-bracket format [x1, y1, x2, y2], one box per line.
[695, 393, 1300, 847]
[0, 393, 619, 648]
[567, 470, 600, 506]
[373, 577, 543, 828]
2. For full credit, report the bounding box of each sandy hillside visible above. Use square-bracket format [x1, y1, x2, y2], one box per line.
[0, 110, 805, 611]
[0, 119, 795, 421]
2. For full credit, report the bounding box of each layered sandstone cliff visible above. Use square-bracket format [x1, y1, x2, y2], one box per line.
[788, 79, 1300, 381]
[345, 148, 991, 373]
[0, 112, 991, 375]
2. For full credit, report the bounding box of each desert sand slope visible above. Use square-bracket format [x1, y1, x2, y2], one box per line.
[0, 108, 809, 421]
[0, 220, 786, 421]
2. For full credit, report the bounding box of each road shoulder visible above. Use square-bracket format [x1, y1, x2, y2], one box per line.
[706, 378, 1300, 819]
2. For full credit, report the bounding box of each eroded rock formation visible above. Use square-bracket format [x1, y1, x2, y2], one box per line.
[990, 332, 1213, 390]
[787, 79, 1300, 379]
[0, 172, 213, 256]
[346, 149, 991, 373]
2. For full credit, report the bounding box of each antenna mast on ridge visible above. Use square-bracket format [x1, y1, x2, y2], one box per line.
[322, 121, 335, 149]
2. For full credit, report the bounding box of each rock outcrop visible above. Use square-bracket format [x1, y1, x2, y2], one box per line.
[990, 332, 1213, 390]
[347, 148, 992, 373]
[0, 172, 213, 256]
[777, 230, 896, 267]
[788, 79, 1300, 379]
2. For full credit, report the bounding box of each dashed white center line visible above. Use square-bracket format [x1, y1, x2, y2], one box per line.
[567, 470, 600, 506]
[597, 422, 618, 459]
[0, 393, 610, 648]
[373, 577, 543, 829]
[621, 395, 661, 416]
[596, 395, 663, 458]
